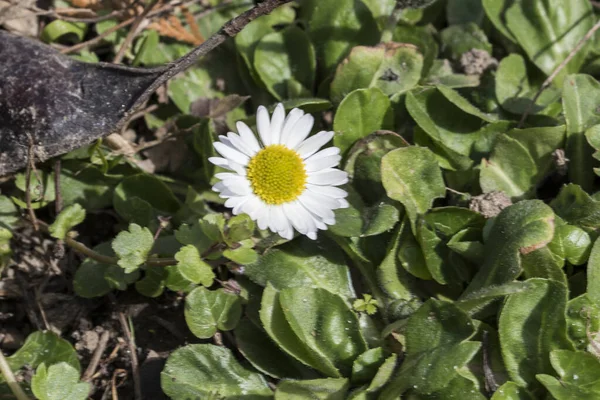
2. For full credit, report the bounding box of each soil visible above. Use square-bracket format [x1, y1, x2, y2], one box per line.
[0, 214, 197, 399]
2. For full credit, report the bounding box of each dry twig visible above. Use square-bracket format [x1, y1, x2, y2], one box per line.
[116, 309, 141, 400]
[113, 0, 159, 64]
[83, 330, 111, 382]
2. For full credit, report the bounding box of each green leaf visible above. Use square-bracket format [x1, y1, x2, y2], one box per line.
[333, 88, 393, 154]
[254, 26, 316, 100]
[381, 300, 480, 397]
[41, 20, 86, 44]
[447, 0, 484, 25]
[235, 318, 319, 379]
[562, 74, 600, 191]
[499, 279, 573, 393]
[480, 135, 538, 199]
[377, 224, 418, 299]
[491, 381, 535, 400]
[175, 221, 213, 255]
[184, 287, 242, 339]
[112, 224, 154, 273]
[461, 201, 555, 296]
[424, 59, 481, 88]
[307, 0, 379, 75]
[73, 241, 140, 297]
[161, 344, 272, 398]
[537, 350, 600, 399]
[495, 54, 560, 115]
[330, 43, 423, 103]
[174, 245, 215, 287]
[235, 3, 296, 79]
[381, 146, 446, 229]
[279, 286, 367, 377]
[113, 174, 181, 225]
[60, 163, 120, 210]
[8, 331, 80, 372]
[417, 207, 486, 285]
[275, 378, 349, 400]
[227, 214, 256, 243]
[259, 284, 340, 377]
[392, 25, 438, 77]
[223, 245, 259, 265]
[32, 363, 90, 400]
[482, 0, 517, 43]
[48, 204, 85, 240]
[566, 294, 600, 351]
[246, 236, 354, 299]
[506, 125, 566, 180]
[440, 23, 492, 60]
[548, 224, 592, 265]
[351, 348, 386, 384]
[135, 266, 167, 298]
[551, 184, 600, 229]
[505, 0, 594, 85]
[406, 87, 505, 169]
[586, 238, 600, 307]
[0, 195, 19, 230]
[457, 281, 529, 315]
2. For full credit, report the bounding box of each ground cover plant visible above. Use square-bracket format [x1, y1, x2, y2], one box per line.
[3, 0, 600, 399]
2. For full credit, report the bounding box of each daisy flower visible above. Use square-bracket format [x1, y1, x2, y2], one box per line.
[209, 104, 349, 240]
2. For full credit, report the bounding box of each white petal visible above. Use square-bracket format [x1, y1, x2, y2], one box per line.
[208, 157, 230, 169]
[227, 132, 256, 157]
[256, 106, 271, 146]
[214, 142, 250, 166]
[240, 195, 262, 219]
[305, 154, 342, 172]
[280, 108, 305, 145]
[225, 196, 248, 210]
[255, 206, 269, 230]
[236, 121, 261, 153]
[306, 169, 348, 186]
[269, 103, 285, 145]
[281, 227, 294, 240]
[307, 231, 318, 240]
[219, 178, 252, 196]
[215, 172, 242, 180]
[305, 147, 340, 161]
[283, 202, 307, 235]
[296, 131, 335, 158]
[306, 184, 348, 199]
[286, 114, 314, 149]
[299, 192, 337, 222]
[227, 161, 247, 176]
[337, 198, 350, 208]
[290, 201, 319, 235]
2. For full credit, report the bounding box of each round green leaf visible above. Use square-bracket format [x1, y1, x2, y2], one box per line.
[161, 344, 272, 398]
[185, 287, 242, 339]
[254, 26, 316, 100]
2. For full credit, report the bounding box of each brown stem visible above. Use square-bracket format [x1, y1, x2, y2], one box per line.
[83, 330, 111, 382]
[113, 0, 159, 64]
[518, 18, 600, 128]
[115, 310, 141, 400]
[36, 220, 178, 267]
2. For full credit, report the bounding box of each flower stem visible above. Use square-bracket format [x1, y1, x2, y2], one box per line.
[0, 350, 31, 400]
[36, 220, 177, 267]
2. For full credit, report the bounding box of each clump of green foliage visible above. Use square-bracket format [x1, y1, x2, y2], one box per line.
[4, 0, 600, 399]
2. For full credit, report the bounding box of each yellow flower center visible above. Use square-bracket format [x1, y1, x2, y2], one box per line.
[247, 145, 307, 205]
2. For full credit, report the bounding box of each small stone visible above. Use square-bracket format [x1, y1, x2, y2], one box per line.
[552, 148, 569, 176]
[460, 49, 498, 76]
[76, 330, 99, 353]
[469, 191, 512, 218]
